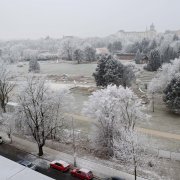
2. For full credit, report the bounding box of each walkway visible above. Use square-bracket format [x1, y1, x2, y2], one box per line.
[67, 113, 180, 141]
[7, 135, 144, 180]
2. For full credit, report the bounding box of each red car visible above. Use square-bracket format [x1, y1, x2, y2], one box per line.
[50, 160, 70, 172]
[71, 168, 94, 180]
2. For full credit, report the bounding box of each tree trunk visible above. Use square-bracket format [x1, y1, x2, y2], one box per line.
[1, 101, 6, 113]
[38, 145, 44, 156]
[134, 165, 137, 180]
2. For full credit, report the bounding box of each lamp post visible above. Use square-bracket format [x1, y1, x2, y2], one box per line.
[72, 117, 76, 167]
[152, 92, 155, 112]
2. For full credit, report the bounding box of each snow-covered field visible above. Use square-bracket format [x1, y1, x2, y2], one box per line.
[9, 61, 97, 76]
[7, 61, 180, 153]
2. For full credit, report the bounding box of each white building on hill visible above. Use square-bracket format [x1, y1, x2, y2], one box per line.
[115, 24, 157, 41]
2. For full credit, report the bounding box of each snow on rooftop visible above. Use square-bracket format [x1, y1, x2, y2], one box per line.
[0, 156, 53, 180]
[80, 168, 91, 173]
[58, 160, 70, 167]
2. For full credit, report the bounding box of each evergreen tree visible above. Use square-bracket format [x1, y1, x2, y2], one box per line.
[28, 58, 40, 73]
[161, 45, 176, 63]
[163, 76, 180, 114]
[93, 55, 134, 87]
[173, 34, 179, 41]
[134, 49, 142, 64]
[145, 49, 161, 71]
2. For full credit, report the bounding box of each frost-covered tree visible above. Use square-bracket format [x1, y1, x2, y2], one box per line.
[83, 85, 150, 164]
[16, 76, 72, 156]
[0, 63, 15, 112]
[108, 41, 122, 53]
[173, 34, 179, 41]
[144, 49, 161, 71]
[73, 49, 84, 64]
[0, 113, 15, 143]
[163, 75, 180, 114]
[148, 58, 180, 93]
[28, 58, 40, 73]
[148, 39, 157, 52]
[134, 49, 142, 64]
[84, 46, 96, 62]
[61, 40, 75, 60]
[93, 55, 135, 88]
[161, 45, 177, 63]
[83, 85, 154, 180]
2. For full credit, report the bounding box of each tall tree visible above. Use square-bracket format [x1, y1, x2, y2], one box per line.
[28, 58, 40, 73]
[134, 49, 142, 64]
[83, 85, 153, 180]
[93, 55, 135, 88]
[108, 41, 122, 53]
[0, 64, 15, 112]
[145, 49, 161, 71]
[163, 75, 180, 114]
[17, 76, 72, 156]
[61, 40, 75, 61]
[84, 46, 96, 62]
[73, 49, 84, 64]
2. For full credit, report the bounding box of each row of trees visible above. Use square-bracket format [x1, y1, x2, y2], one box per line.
[60, 41, 96, 63]
[133, 34, 180, 71]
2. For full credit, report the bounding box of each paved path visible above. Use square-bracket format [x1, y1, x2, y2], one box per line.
[136, 127, 180, 141]
[67, 113, 180, 141]
[2, 134, 145, 180]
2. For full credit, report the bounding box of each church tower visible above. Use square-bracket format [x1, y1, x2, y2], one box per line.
[150, 23, 155, 31]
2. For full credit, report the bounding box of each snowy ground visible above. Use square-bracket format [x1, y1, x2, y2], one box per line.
[7, 60, 180, 154]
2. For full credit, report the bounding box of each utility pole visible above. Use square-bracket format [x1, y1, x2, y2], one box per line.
[152, 92, 154, 112]
[72, 117, 76, 167]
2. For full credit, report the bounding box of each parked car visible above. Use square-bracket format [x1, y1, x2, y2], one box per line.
[71, 168, 93, 180]
[0, 136, 3, 144]
[103, 177, 125, 180]
[50, 160, 70, 172]
[18, 160, 37, 170]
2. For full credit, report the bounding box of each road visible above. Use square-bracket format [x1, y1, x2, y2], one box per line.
[0, 143, 81, 180]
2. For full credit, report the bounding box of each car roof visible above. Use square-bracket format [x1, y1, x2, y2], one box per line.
[52, 160, 69, 167]
[79, 168, 91, 173]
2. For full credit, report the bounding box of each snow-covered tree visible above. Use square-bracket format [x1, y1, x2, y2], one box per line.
[0, 113, 15, 143]
[144, 49, 161, 71]
[73, 49, 84, 64]
[28, 58, 40, 73]
[173, 34, 179, 41]
[148, 39, 157, 52]
[61, 40, 75, 60]
[134, 49, 142, 64]
[161, 45, 177, 63]
[83, 85, 152, 179]
[84, 46, 96, 62]
[16, 76, 72, 156]
[93, 55, 135, 88]
[148, 58, 180, 93]
[108, 41, 122, 53]
[0, 63, 15, 112]
[83, 85, 147, 155]
[163, 75, 180, 114]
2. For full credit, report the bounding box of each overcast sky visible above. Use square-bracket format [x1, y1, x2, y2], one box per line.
[0, 0, 180, 40]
